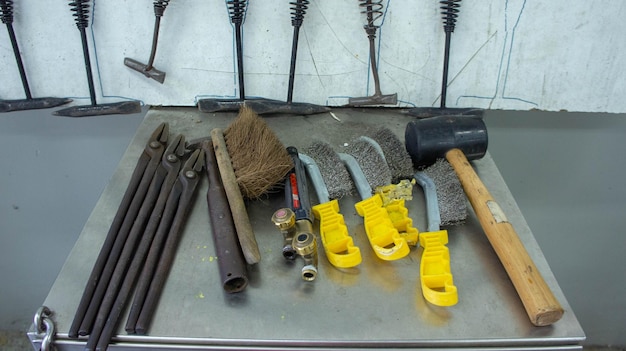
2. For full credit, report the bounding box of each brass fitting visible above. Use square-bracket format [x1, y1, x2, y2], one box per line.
[292, 223, 318, 281]
[271, 208, 297, 260]
[272, 208, 318, 281]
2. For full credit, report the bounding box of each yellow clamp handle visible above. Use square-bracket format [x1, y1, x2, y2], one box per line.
[312, 200, 362, 268]
[375, 179, 415, 206]
[354, 194, 417, 261]
[419, 230, 458, 306]
[385, 198, 419, 246]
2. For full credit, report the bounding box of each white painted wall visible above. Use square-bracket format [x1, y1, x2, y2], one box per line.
[1, 0, 626, 113]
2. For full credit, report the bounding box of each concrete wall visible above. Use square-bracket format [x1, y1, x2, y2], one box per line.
[2, 0, 626, 112]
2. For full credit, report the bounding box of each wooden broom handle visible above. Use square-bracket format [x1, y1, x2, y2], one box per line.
[445, 148, 564, 326]
[211, 128, 261, 265]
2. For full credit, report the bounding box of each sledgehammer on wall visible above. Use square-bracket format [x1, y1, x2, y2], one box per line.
[405, 116, 564, 327]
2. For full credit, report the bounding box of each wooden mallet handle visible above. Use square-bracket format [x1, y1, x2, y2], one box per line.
[446, 148, 564, 326]
[211, 128, 261, 265]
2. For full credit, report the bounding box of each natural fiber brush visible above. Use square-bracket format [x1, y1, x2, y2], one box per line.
[370, 127, 414, 182]
[224, 105, 293, 199]
[305, 141, 354, 199]
[422, 158, 467, 225]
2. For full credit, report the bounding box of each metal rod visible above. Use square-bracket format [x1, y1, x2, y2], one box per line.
[364, 2, 383, 97]
[286, 26, 300, 103]
[234, 23, 245, 100]
[125, 146, 193, 335]
[68, 124, 167, 338]
[440, 31, 452, 109]
[349, 0, 396, 106]
[79, 27, 97, 106]
[366, 27, 382, 97]
[133, 182, 183, 334]
[5, 22, 31, 99]
[133, 151, 203, 335]
[96, 141, 184, 350]
[84, 166, 168, 351]
[124, 178, 178, 334]
[68, 154, 149, 338]
[74, 135, 166, 336]
[145, 16, 161, 71]
[78, 150, 161, 336]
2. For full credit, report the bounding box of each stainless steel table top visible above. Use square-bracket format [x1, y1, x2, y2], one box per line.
[41, 107, 584, 350]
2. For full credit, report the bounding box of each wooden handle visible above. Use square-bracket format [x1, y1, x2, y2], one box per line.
[445, 148, 564, 326]
[211, 129, 261, 265]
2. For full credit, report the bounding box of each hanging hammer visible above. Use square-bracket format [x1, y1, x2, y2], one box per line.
[124, 0, 171, 83]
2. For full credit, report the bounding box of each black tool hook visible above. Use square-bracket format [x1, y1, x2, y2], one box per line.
[0, 0, 71, 112]
[55, 0, 141, 117]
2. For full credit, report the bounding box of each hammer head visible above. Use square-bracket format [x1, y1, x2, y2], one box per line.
[54, 101, 142, 117]
[348, 92, 398, 106]
[124, 58, 166, 84]
[0, 97, 71, 112]
[405, 115, 488, 167]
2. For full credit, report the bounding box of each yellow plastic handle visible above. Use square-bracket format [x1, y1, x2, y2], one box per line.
[354, 194, 415, 261]
[419, 230, 458, 306]
[375, 179, 414, 206]
[385, 199, 419, 246]
[312, 200, 362, 268]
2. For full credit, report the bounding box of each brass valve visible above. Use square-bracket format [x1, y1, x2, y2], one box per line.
[272, 208, 318, 281]
[271, 208, 297, 260]
[292, 224, 318, 281]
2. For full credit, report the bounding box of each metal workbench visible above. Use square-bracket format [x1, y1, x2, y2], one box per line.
[32, 107, 585, 350]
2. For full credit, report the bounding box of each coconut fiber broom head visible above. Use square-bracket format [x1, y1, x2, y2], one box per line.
[224, 105, 294, 199]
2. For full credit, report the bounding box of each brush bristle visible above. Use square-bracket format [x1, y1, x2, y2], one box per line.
[423, 158, 467, 225]
[305, 141, 354, 199]
[345, 138, 392, 190]
[370, 127, 414, 182]
[224, 105, 293, 199]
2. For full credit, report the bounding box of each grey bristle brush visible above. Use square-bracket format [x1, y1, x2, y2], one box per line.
[299, 151, 363, 268]
[344, 137, 392, 191]
[422, 158, 467, 225]
[369, 127, 415, 183]
[305, 141, 354, 199]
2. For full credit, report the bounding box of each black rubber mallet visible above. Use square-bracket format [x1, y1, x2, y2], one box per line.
[124, 0, 171, 84]
[55, 0, 141, 117]
[0, 0, 70, 112]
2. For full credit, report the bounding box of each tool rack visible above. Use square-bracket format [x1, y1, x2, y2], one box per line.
[31, 107, 585, 351]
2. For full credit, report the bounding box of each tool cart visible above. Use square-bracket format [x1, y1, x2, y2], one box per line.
[28, 107, 585, 351]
